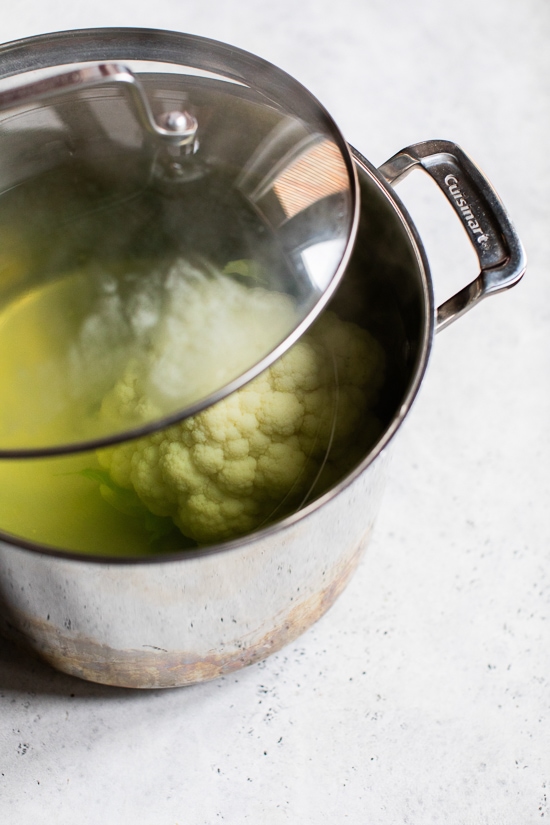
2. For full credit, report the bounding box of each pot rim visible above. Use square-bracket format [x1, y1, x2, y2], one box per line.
[0, 144, 434, 565]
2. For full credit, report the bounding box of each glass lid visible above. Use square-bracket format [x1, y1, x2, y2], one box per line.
[0, 28, 358, 457]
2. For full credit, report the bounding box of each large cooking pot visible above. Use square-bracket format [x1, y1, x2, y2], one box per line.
[0, 29, 525, 688]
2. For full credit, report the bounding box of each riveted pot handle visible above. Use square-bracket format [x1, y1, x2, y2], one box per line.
[378, 139, 526, 332]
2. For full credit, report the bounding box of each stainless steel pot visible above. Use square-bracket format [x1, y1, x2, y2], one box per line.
[0, 29, 525, 688]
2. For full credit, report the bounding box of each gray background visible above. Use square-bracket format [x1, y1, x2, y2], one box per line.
[1, 1, 549, 823]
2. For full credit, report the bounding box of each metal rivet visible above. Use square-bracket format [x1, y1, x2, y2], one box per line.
[157, 109, 197, 137]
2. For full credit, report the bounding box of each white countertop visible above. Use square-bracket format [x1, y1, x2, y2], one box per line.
[1, 1, 549, 823]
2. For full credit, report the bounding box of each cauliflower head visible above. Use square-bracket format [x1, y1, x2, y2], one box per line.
[97, 305, 385, 545]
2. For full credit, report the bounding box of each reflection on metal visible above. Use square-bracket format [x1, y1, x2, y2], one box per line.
[0, 63, 199, 149]
[0, 521, 374, 689]
[237, 124, 350, 227]
[236, 128, 352, 294]
[300, 238, 347, 291]
[272, 139, 349, 219]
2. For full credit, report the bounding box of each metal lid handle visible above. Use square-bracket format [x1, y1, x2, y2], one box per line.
[379, 139, 526, 331]
[0, 62, 198, 148]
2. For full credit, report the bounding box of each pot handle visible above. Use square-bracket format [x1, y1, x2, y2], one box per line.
[378, 139, 526, 332]
[0, 62, 197, 149]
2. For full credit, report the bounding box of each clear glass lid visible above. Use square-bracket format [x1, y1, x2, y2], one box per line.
[0, 29, 358, 456]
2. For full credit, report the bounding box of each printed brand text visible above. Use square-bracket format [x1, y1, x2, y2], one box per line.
[444, 175, 488, 245]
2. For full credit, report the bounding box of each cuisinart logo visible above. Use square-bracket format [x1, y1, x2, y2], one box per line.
[444, 174, 489, 245]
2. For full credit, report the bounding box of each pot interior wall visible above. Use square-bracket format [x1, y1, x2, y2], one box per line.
[328, 156, 430, 455]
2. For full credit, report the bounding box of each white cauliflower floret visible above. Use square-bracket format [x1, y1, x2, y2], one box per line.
[98, 284, 385, 545]
[95, 258, 299, 429]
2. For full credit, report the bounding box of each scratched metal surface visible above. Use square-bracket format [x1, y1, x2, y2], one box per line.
[0, 1, 549, 823]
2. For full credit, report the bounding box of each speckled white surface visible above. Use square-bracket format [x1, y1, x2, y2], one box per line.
[1, 1, 549, 823]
